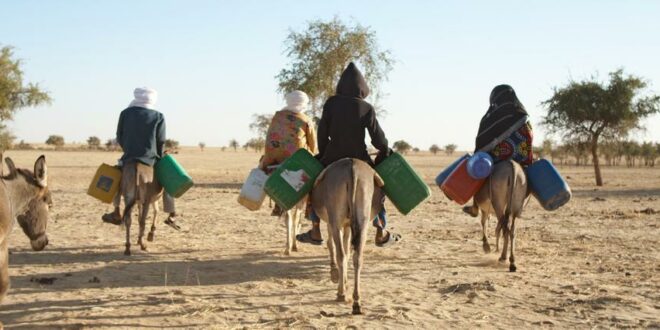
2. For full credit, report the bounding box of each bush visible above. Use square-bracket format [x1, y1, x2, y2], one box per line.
[45, 135, 65, 148]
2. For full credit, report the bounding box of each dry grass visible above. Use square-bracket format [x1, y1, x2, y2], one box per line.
[0, 149, 658, 329]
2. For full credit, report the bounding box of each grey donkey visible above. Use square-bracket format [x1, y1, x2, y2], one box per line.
[311, 158, 385, 315]
[467, 159, 528, 272]
[0, 155, 51, 305]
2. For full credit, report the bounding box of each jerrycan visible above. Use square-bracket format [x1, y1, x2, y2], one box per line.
[467, 152, 494, 179]
[526, 159, 571, 211]
[88, 163, 122, 203]
[440, 157, 486, 205]
[435, 154, 470, 187]
[155, 154, 194, 198]
[375, 152, 430, 215]
[238, 168, 268, 211]
[264, 149, 323, 210]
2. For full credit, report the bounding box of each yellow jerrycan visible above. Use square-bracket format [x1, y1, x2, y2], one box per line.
[88, 164, 122, 203]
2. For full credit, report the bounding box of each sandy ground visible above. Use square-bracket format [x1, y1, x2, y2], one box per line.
[0, 149, 658, 329]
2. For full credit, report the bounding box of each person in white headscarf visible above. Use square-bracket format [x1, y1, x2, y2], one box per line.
[259, 90, 316, 170]
[102, 87, 183, 230]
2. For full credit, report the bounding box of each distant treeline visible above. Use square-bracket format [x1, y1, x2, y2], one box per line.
[535, 139, 660, 167]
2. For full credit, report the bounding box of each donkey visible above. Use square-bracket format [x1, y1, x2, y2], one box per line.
[472, 159, 528, 272]
[120, 162, 163, 255]
[0, 155, 51, 304]
[311, 158, 384, 315]
[283, 197, 306, 256]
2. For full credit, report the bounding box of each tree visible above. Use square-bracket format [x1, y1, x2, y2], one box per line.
[276, 17, 394, 120]
[164, 139, 179, 151]
[45, 135, 64, 148]
[543, 69, 660, 185]
[0, 125, 15, 151]
[198, 142, 206, 152]
[87, 136, 101, 149]
[541, 139, 554, 161]
[245, 137, 265, 152]
[429, 144, 441, 155]
[1, 46, 51, 152]
[229, 139, 239, 151]
[105, 138, 120, 151]
[0, 46, 51, 121]
[444, 144, 457, 156]
[393, 140, 412, 154]
[249, 114, 273, 139]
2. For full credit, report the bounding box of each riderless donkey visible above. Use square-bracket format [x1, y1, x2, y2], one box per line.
[470, 159, 528, 272]
[311, 158, 385, 315]
[0, 155, 51, 303]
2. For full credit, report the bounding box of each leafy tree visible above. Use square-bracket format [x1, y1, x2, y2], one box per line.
[543, 69, 660, 185]
[164, 139, 179, 151]
[412, 147, 420, 153]
[640, 141, 657, 167]
[229, 139, 239, 151]
[0, 125, 15, 151]
[198, 142, 206, 152]
[87, 136, 101, 149]
[429, 144, 440, 155]
[105, 138, 120, 151]
[393, 140, 412, 154]
[444, 144, 457, 156]
[249, 114, 273, 139]
[277, 17, 394, 120]
[45, 135, 65, 148]
[245, 137, 265, 152]
[541, 139, 554, 161]
[0, 46, 51, 121]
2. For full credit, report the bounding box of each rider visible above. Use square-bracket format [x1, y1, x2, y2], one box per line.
[101, 87, 182, 229]
[260, 90, 317, 215]
[463, 84, 534, 217]
[296, 62, 401, 247]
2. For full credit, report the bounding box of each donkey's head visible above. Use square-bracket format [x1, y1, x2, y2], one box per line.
[3, 155, 52, 251]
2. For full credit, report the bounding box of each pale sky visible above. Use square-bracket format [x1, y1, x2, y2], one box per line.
[2, 0, 659, 150]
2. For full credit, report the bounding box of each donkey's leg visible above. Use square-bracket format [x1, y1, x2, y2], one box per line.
[352, 215, 369, 315]
[0, 240, 10, 304]
[509, 217, 517, 272]
[481, 212, 491, 253]
[342, 224, 351, 268]
[327, 222, 339, 283]
[283, 210, 293, 256]
[499, 218, 509, 263]
[147, 201, 158, 242]
[138, 202, 150, 251]
[495, 221, 502, 252]
[331, 226, 348, 302]
[123, 199, 136, 256]
[291, 207, 302, 252]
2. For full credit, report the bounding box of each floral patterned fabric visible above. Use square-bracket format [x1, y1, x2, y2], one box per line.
[260, 110, 316, 170]
[490, 121, 534, 165]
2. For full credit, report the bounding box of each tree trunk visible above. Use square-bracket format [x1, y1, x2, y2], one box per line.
[591, 138, 603, 186]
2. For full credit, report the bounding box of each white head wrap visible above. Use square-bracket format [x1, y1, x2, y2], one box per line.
[282, 90, 309, 113]
[128, 87, 158, 109]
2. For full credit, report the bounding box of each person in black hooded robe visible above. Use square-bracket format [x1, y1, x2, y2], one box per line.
[296, 62, 401, 247]
[463, 84, 534, 217]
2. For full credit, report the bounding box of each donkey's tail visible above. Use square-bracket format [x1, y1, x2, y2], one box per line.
[349, 160, 361, 250]
[503, 161, 516, 228]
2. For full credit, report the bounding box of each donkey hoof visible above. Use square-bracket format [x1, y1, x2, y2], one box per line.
[147, 232, 154, 242]
[482, 244, 491, 254]
[283, 249, 291, 256]
[330, 269, 339, 283]
[140, 244, 148, 251]
[337, 294, 346, 302]
[498, 257, 506, 263]
[509, 264, 517, 272]
[352, 303, 363, 315]
[292, 245, 298, 252]
[124, 249, 131, 256]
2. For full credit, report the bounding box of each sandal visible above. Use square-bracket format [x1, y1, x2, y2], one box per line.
[164, 217, 181, 230]
[376, 231, 402, 247]
[462, 205, 479, 218]
[101, 213, 123, 226]
[296, 230, 323, 245]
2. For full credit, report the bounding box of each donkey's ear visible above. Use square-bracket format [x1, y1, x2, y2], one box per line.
[4, 157, 18, 179]
[374, 172, 385, 188]
[34, 155, 47, 187]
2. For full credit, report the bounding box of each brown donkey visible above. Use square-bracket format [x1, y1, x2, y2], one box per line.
[472, 159, 528, 272]
[312, 158, 384, 315]
[0, 155, 51, 304]
[120, 162, 163, 256]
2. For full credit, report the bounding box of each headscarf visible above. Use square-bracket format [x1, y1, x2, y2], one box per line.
[128, 87, 158, 110]
[282, 90, 309, 113]
[475, 85, 529, 152]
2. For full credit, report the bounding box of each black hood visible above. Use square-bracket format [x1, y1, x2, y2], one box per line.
[488, 84, 526, 113]
[336, 62, 370, 99]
